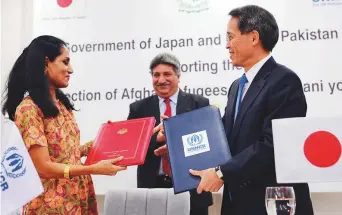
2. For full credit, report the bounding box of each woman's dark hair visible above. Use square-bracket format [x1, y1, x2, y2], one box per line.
[1, 35, 75, 120]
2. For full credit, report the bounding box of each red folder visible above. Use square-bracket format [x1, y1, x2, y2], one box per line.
[84, 117, 156, 166]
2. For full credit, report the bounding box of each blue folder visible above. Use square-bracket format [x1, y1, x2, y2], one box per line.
[163, 105, 231, 194]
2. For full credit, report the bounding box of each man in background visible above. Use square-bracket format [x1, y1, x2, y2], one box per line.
[127, 53, 213, 215]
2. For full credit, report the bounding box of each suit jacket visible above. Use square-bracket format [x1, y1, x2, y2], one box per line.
[127, 90, 213, 208]
[220, 57, 314, 215]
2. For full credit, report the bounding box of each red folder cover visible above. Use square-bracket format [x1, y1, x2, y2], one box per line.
[84, 117, 156, 166]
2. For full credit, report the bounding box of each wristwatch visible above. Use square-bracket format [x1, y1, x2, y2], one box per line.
[215, 166, 224, 180]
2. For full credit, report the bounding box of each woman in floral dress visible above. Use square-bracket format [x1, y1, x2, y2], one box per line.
[1, 35, 127, 214]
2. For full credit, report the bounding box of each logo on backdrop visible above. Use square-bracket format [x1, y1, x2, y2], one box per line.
[177, 0, 209, 13]
[182, 130, 210, 157]
[38, 0, 87, 21]
[312, 0, 342, 7]
[57, 0, 73, 8]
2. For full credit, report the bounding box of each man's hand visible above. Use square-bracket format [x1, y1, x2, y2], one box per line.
[154, 115, 169, 142]
[154, 144, 168, 156]
[153, 122, 163, 134]
[153, 122, 166, 142]
[156, 127, 165, 142]
[189, 168, 224, 194]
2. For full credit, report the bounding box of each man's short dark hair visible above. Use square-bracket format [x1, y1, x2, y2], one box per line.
[149, 53, 180, 75]
[229, 5, 279, 51]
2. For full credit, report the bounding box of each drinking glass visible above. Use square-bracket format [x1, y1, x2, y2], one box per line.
[265, 186, 296, 215]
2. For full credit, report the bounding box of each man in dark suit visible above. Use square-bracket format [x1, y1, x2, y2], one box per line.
[189, 5, 314, 215]
[127, 53, 213, 215]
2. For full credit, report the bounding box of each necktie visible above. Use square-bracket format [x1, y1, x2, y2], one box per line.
[162, 98, 172, 176]
[234, 74, 248, 121]
[164, 98, 172, 118]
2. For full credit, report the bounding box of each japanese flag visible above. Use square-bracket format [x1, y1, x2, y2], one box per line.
[34, 0, 87, 20]
[1, 115, 44, 215]
[272, 117, 342, 183]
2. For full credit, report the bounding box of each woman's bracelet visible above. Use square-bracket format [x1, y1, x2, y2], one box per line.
[64, 164, 71, 179]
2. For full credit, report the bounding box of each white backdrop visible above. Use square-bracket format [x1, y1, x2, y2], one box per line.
[0, 0, 2, 180]
[7, 0, 342, 195]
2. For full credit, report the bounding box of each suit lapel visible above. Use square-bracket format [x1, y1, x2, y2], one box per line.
[231, 57, 276, 143]
[176, 90, 191, 114]
[150, 95, 161, 124]
[225, 80, 239, 141]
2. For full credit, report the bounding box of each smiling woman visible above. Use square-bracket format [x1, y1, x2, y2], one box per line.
[1, 35, 127, 215]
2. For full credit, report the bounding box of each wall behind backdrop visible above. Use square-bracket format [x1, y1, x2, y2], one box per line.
[1, 0, 342, 198]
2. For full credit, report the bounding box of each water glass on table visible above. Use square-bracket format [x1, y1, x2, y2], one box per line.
[265, 186, 296, 215]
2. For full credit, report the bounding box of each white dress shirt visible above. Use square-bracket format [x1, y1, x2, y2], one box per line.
[241, 54, 272, 100]
[158, 88, 179, 119]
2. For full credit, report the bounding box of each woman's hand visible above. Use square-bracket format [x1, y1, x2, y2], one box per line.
[90, 156, 127, 176]
[80, 140, 94, 157]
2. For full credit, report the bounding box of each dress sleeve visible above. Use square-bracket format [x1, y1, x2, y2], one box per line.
[14, 102, 48, 150]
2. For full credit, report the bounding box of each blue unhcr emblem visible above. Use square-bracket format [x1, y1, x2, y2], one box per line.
[1, 147, 26, 179]
[187, 134, 203, 146]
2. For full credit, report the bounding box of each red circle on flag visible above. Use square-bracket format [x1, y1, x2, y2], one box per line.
[57, 0, 73, 8]
[304, 131, 341, 168]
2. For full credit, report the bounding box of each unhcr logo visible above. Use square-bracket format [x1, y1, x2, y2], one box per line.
[182, 130, 210, 157]
[1, 147, 27, 192]
[1, 147, 26, 179]
[187, 134, 203, 146]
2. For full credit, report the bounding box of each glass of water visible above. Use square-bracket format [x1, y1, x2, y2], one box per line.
[265, 186, 296, 215]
